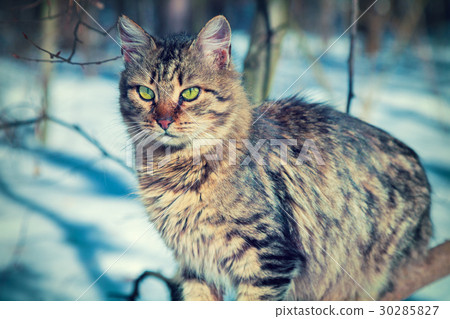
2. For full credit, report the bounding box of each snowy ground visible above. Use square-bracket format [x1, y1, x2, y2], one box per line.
[0, 30, 449, 300]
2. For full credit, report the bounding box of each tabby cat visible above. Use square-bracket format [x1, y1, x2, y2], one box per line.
[118, 15, 431, 301]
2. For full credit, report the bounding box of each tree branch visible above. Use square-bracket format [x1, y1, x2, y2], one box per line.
[382, 241, 450, 301]
[346, 0, 358, 114]
[259, 0, 272, 102]
[10, 1, 120, 67]
[80, 21, 116, 35]
[67, 19, 82, 61]
[12, 53, 121, 65]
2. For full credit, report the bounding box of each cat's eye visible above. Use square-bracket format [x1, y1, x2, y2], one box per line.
[180, 87, 200, 102]
[138, 86, 155, 101]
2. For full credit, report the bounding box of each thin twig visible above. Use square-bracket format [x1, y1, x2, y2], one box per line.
[80, 21, 117, 35]
[11, 2, 120, 67]
[68, 20, 82, 61]
[346, 0, 359, 114]
[12, 54, 121, 65]
[13, 31, 121, 66]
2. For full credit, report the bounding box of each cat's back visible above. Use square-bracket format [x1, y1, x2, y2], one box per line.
[254, 97, 431, 208]
[254, 97, 428, 184]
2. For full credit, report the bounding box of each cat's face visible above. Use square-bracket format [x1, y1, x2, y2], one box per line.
[118, 15, 244, 148]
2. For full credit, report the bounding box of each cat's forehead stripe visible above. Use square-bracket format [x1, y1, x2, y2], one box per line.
[152, 44, 186, 84]
[160, 60, 179, 83]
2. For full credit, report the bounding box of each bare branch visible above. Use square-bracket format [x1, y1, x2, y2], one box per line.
[346, 0, 358, 114]
[9, 1, 119, 67]
[67, 20, 82, 61]
[80, 21, 116, 35]
[14, 28, 121, 66]
[382, 241, 450, 301]
[12, 54, 121, 65]
[260, 0, 272, 102]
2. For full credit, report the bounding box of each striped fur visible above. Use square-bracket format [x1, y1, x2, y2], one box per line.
[118, 16, 431, 301]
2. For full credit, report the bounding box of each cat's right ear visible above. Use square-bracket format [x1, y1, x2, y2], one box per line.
[118, 15, 156, 64]
[191, 15, 232, 69]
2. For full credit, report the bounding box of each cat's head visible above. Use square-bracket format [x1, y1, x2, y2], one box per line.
[118, 15, 250, 148]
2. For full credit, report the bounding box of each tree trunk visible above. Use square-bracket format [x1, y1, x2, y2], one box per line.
[243, 0, 290, 103]
[38, 0, 59, 144]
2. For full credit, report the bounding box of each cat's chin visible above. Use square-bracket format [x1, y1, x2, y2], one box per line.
[154, 133, 190, 148]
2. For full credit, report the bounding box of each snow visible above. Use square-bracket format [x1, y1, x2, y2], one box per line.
[0, 30, 449, 300]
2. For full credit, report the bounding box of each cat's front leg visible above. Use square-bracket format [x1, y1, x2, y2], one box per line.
[236, 277, 293, 301]
[181, 280, 222, 301]
[180, 269, 222, 301]
[231, 249, 299, 301]
[224, 234, 300, 300]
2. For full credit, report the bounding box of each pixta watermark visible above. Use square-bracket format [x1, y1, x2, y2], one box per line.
[125, 134, 325, 173]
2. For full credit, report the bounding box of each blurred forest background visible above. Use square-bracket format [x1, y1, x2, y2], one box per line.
[0, 0, 449, 300]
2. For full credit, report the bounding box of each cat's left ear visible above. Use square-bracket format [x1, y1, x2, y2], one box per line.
[192, 15, 232, 69]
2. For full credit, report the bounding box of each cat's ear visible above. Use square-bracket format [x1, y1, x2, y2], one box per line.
[118, 15, 156, 64]
[192, 15, 232, 69]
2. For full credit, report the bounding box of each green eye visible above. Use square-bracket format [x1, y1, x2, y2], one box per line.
[138, 86, 155, 101]
[181, 87, 200, 101]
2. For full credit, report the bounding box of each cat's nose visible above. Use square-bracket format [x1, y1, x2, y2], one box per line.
[157, 118, 173, 130]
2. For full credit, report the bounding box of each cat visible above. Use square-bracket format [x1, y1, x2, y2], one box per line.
[118, 15, 431, 301]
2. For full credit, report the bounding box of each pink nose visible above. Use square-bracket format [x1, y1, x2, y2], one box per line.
[157, 119, 173, 130]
